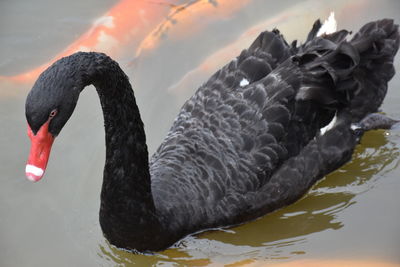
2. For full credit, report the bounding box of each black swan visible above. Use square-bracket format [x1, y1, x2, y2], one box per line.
[25, 19, 399, 252]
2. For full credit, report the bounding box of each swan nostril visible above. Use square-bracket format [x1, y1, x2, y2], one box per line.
[49, 109, 58, 118]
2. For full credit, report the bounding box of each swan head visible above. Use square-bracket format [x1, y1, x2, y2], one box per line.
[25, 56, 82, 182]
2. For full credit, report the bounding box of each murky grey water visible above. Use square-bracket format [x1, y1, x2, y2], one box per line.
[1, 0, 399, 266]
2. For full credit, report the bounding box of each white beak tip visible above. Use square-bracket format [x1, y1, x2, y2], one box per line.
[26, 173, 42, 182]
[25, 164, 44, 182]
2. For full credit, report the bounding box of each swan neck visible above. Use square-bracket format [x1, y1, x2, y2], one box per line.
[76, 53, 165, 250]
[78, 53, 152, 200]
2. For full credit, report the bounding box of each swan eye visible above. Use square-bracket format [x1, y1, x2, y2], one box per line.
[49, 109, 58, 118]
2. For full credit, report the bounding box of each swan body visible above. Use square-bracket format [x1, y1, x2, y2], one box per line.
[25, 19, 399, 252]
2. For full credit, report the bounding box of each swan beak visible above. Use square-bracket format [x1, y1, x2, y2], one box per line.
[26, 121, 54, 182]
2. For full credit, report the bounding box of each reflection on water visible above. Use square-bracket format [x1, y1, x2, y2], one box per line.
[1, 0, 400, 266]
[315, 130, 400, 192]
[133, 0, 251, 59]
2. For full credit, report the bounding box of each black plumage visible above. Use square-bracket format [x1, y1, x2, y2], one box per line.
[25, 19, 399, 252]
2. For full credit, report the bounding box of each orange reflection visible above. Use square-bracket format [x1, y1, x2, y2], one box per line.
[2, 0, 252, 84]
[1, 0, 368, 85]
[1, 0, 171, 83]
[134, 0, 251, 58]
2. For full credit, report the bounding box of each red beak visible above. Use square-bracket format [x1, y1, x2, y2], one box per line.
[26, 121, 54, 182]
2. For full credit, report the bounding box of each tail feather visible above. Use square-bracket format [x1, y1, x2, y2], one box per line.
[305, 20, 322, 43]
[248, 29, 292, 64]
[296, 19, 350, 54]
[349, 19, 399, 121]
[295, 40, 360, 107]
[324, 29, 350, 43]
[295, 19, 399, 120]
[236, 29, 292, 83]
[204, 29, 292, 90]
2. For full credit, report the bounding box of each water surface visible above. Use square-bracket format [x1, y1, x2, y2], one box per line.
[1, 0, 399, 266]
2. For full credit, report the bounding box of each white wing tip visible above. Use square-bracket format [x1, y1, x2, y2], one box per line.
[317, 12, 337, 37]
[239, 78, 249, 87]
[320, 112, 337, 135]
